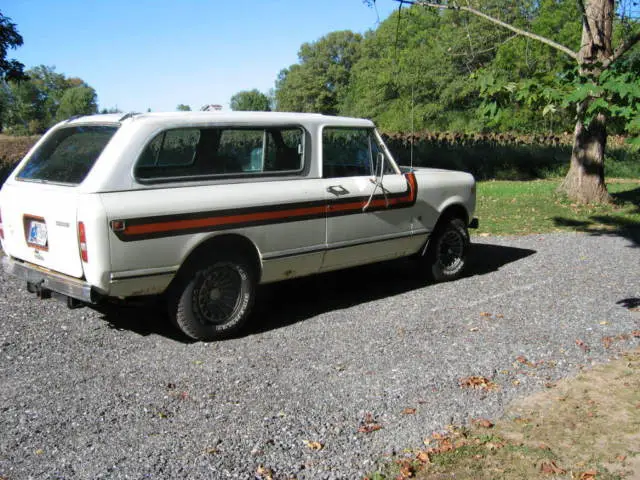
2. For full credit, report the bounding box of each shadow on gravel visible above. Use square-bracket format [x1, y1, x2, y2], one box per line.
[553, 186, 640, 247]
[88, 242, 535, 341]
[248, 242, 536, 336]
[617, 298, 640, 309]
[93, 301, 195, 343]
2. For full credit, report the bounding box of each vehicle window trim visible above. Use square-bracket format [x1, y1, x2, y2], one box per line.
[321, 126, 377, 179]
[133, 125, 307, 183]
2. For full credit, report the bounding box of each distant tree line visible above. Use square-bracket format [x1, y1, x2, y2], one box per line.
[0, 64, 99, 135]
[232, 1, 639, 139]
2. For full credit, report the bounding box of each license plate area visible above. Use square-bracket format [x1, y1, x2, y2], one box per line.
[23, 215, 49, 250]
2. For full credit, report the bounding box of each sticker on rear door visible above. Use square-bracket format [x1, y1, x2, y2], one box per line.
[24, 215, 48, 250]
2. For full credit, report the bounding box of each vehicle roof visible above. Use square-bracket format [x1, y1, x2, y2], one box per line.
[64, 111, 376, 128]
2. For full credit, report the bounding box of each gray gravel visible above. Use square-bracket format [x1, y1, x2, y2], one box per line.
[1, 231, 639, 479]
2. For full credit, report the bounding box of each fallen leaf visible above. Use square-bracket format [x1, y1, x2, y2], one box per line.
[540, 460, 566, 475]
[544, 382, 556, 388]
[599, 321, 609, 325]
[402, 408, 417, 415]
[459, 376, 500, 391]
[602, 336, 613, 349]
[575, 339, 590, 353]
[255, 465, 274, 480]
[34, 449, 44, 455]
[302, 439, 323, 451]
[358, 423, 382, 433]
[468, 326, 479, 332]
[485, 441, 504, 451]
[579, 470, 598, 480]
[358, 412, 383, 434]
[472, 418, 494, 428]
[616, 455, 626, 462]
[495, 314, 504, 319]
[416, 451, 431, 463]
[480, 312, 492, 317]
[632, 330, 640, 337]
[398, 462, 415, 478]
[512, 379, 521, 386]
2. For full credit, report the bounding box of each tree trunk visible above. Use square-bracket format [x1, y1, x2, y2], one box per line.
[557, 0, 614, 204]
[558, 105, 610, 203]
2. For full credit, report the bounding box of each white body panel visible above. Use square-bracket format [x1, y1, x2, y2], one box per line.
[0, 111, 477, 302]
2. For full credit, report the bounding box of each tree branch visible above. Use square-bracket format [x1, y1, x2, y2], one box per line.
[412, 0, 579, 60]
[603, 31, 640, 69]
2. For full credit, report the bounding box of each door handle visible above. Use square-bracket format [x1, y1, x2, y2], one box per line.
[327, 185, 349, 196]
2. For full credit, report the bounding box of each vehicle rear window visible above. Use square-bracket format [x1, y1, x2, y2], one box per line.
[16, 125, 118, 185]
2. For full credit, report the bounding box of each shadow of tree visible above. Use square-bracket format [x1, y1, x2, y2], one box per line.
[92, 242, 536, 342]
[553, 186, 640, 247]
[617, 298, 640, 309]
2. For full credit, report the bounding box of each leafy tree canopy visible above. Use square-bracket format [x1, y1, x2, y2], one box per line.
[230, 89, 270, 111]
[275, 30, 363, 114]
[0, 11, 26, 81]
[176, 104, 191, 111]
[55, 86, 97, 121]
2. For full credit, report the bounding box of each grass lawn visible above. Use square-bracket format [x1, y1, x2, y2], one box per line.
[474, 179, 640, 236]
[369, 349, 640, 480]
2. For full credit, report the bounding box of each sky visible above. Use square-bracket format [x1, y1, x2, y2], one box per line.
[2, 0, 399, 113]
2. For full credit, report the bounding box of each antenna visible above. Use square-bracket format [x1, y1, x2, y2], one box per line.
[410, 83, 414, 170]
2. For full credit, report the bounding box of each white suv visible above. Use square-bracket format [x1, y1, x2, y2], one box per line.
[0, 111, 477, 340]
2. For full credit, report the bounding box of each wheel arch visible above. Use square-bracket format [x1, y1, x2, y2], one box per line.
[171, 233, 263, 288]
[434, 202, 470, 231]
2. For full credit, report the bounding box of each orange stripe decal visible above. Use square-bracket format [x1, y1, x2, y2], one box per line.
[116, 172, 418, 241]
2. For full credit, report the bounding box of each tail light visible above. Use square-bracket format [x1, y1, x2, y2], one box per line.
[78, 221, 88, 262]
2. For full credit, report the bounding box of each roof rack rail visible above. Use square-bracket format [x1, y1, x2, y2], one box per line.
[118, 111, 141, 122]
[64, 114, 84, 123]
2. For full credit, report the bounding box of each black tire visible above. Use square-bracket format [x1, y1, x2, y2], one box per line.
[169, 255, 256, 341]
[424, 217, 469, 282]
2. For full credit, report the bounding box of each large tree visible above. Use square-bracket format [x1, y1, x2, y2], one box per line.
[0, 11, 26, 82]
[275, 30, 363, 114]
[55, 86, 98, 121]
[229, 89, 270, 111]
[392, 0, 640, 203]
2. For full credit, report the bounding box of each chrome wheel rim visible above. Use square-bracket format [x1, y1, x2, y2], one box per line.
[196, 265, 242, 325]
[437, 230, 464, 272]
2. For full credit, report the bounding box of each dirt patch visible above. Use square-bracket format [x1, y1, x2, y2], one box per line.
[372, 348, 640, 480]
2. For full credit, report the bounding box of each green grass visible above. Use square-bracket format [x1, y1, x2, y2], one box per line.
[474, 179, 640, 236]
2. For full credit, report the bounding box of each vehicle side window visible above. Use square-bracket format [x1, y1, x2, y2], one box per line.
[135, 127, 304, 181]
[323, 128, 378, 178]
[137, 129, 200, 167]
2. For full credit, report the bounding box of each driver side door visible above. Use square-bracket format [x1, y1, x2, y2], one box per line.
[321, 127, 416, 271]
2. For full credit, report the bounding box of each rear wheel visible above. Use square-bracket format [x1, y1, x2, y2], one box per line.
[424, 217, 469, 282]
[169, 255, 256, 341]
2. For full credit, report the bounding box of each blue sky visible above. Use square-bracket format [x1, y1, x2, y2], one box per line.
[3, 0, 398, 113]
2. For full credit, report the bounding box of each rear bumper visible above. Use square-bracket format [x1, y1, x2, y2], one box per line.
[2, 255, 97, 304]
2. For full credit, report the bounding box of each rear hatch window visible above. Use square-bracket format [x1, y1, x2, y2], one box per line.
[16, 125, 118, 185]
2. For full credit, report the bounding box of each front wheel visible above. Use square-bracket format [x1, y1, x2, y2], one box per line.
[424, 218, 469, 282]
[169, 256, 256, 341]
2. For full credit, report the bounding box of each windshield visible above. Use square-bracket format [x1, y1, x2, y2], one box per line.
[16, 125, 118, 185]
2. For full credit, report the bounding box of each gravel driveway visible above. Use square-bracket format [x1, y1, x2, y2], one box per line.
[1, 232, 639, 479]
